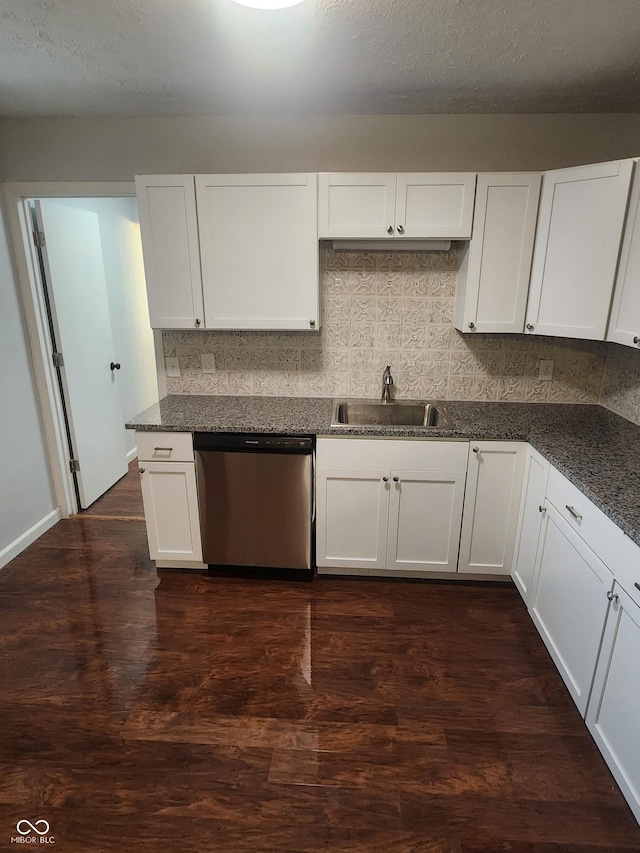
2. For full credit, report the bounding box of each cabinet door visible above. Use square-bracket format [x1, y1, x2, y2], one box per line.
[607, 164, 640, 348]
[386, 469, 466, 573]
[139, 461, 203, 563]
[455, 173, 541, 333]
[315, 468, 389, 570]
[525, 159, 634, 340]
[395, 173, 476, 239]
[458, 442, 525, 575]
[587, 583, 640, 823]
[530, 503, 613, 715]
[135, 175, 204, 330]
[512, 446, 550, 604]
[318, 173, 397, 238]
[196, 174, 319, 331]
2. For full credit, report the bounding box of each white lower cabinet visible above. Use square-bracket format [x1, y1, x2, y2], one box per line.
[315, 438, 468, 575]
[587, 581, 640, 823]
[512, 446, 550, 603]
[530, 501, 613, 715]
[458, 441, 526, 575]
[137, 431, 203, 566]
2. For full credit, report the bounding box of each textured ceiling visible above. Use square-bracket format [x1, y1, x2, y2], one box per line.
[0, 0, 639, 117]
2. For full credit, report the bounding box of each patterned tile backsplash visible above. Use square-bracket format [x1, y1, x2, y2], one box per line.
[163, 247, 608, 405]
[601, 344, 640, 426]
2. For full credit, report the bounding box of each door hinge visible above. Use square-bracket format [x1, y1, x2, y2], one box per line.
[32, 230, 46, 248]
[52, 351, 64, 368]
[69, 459, 80, 473]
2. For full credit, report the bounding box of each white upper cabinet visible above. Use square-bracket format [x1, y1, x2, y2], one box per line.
[607, 163, 640, 348]
[454, 173, 541, 334]
[318, 172, 476, 240]
[525, 159, 635, 340]
[135, 175, 204, 330]
[196, 174, 319, 331]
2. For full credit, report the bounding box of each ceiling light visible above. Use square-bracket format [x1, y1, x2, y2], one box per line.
[230, 0, 307, 8]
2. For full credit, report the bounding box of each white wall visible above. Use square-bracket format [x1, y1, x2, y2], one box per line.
[1, 114, 640, 181]
[50, 197, 158, 457]
[0, 204, 57, 566]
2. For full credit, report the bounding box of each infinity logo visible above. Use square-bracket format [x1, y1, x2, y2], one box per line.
[16, 820, 50, 836]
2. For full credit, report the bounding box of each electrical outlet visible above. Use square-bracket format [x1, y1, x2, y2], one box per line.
[202, 353, 216, 373]
[539, 359, 554, 381]
[165, 357, 180, 378]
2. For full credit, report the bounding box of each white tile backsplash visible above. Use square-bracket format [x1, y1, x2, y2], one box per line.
[163, 247, 607, 404]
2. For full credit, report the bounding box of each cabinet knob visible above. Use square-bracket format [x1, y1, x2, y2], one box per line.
[526, 323, 534, 331]
[386, 226, 394, 234]
[634, 336, 640, 344]
[138, 467, 146, 474]
[538, 504, 545, 513]
[397, 225, 405, 234]
[468, 322, 475, 330]
[472, 446, 479, 453]
[309, 319, 316, 328]
[607, 591, 619, 603]
[382, 476, 389, 482]
[110, 362, 121, 371]
[194, 318, 201, 327]
[393, 476, 400, 482]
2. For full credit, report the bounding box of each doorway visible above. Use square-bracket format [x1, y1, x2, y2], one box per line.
[3, 183, 163, 516]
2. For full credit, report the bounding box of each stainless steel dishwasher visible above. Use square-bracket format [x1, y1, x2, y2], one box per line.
[194, 433, 314, 571]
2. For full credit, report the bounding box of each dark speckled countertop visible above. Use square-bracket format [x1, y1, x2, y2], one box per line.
[127, 396, 640, 547]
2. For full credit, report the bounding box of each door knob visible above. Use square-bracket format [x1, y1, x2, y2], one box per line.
[110, 362, 121, 371]
[138, 467, 145, 474]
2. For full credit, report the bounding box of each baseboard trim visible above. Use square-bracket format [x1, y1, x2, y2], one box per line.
[126, 446, 138, 463]
[0, 508, 61, 570]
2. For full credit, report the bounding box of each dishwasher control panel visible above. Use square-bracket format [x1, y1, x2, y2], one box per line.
[194, 432, 313, 453]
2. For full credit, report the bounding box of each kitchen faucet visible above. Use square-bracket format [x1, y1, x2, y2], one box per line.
[381, 365, 394, 403]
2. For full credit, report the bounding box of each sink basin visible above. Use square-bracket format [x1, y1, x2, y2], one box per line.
[331, 400, 453, 429]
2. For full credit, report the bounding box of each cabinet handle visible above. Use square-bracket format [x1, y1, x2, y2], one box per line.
[635, 582, 640, 592]
[607, 591, 619, 603]
[397, 225, 405, 234]
[393, 476, 400, 482]
[472, 446, 479, 453]
[386, 225, 394, 234]
[526, 323, 534, 331]
[538, 505, 545, 513]
[565, 505, 582, 521]
[110, 361, 121, 371]
[138, 467, 145, 474]
[468, 322, 475, 330]
[634, 336, 640, 344]
[154, 446, 173, 452]
[382, 476, 389, 482]
[309, 319, 316, 328]
[194, 318, 201, 327]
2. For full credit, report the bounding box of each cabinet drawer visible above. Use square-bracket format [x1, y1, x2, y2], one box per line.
[546, 467, 621, 570]
[136, 431, 194, 462]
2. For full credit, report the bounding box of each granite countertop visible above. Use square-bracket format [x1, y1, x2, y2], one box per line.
[127, 395, 640, 547]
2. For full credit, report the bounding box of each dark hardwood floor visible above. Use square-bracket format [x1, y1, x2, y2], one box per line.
[1, 465, 639, 851]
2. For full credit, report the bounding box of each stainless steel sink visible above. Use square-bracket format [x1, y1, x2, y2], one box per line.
[331, 400, 453, 429]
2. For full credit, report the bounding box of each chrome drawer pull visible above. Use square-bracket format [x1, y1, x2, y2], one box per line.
[635, 582, 640, 592]
[565, 505, 582, 521]
[154, 446, 173, 452]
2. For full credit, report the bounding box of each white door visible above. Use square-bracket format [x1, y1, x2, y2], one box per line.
[530, 502, 613, 715]
[196, 174, 319, 331]
[135, 175, 204, 330]
[35, 200, 128, 508]
[318, 173, 397, 239]
[395, 173, 476, 239]
[455, 173, 541, 333]
[458, 442, 526, 575]
[511, 446, 550, 604]
[315, 468, 390, 570]
[525, 159, 634, 340]
[139, 461, 202, 562]
[386, 469, 466, 573]
[587, 582, 640, 823]
[607, 164, 640, 348]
